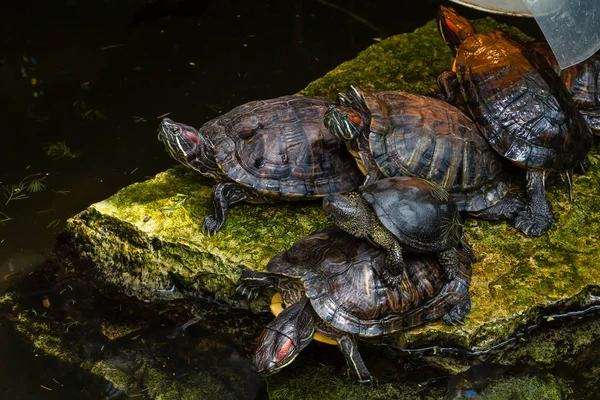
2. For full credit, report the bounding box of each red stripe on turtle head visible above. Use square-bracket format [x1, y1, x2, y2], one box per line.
[349, 113, 363, 126]
[445, 18, 459, 35]
[184, 130, 200, 144]
[275, 337, 293, 363]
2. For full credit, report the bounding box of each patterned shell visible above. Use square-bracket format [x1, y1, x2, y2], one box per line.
[267, 226, 471, 337]
[362, 89, 509, 212]
[454, 30, 592, 171]
[360, 177, 463, 252]
[200, 96, 363, 197]
[529, 41, 600, 133]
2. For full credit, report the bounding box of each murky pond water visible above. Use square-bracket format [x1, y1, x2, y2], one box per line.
[4, 1, 596, 399]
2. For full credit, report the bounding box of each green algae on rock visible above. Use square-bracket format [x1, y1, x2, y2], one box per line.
[60, 16, 600, 376]
[65, 166, 328, 308]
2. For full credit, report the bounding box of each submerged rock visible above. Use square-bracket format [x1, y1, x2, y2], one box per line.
[9, 16, 600, 398]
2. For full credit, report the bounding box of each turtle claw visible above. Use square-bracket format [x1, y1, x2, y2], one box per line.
[203, 215, 223, 235]
[513, 209, 554, 237]
[103, 381, 125, 399]
[236, 282, 261, 300]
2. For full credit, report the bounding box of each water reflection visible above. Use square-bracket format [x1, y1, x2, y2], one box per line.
[1, 246, 267, 399]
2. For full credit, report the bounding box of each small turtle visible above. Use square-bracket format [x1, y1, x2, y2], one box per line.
[529, 41, 600, 134]
[323, 176, 473, 287]
[323, 85, 525, 221]
[437, 6, 593, 237]
[158, 96, 363, 233]
[237, 226, 472, 383]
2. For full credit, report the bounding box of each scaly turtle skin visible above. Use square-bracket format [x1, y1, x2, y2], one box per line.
[323, 176, 473, 288]
[529, 41, 600, 134]
[237, 226, 472, 383]
[437, 6, 593, 237]
[323, 85, 525, 221]
[157, 96, 363, 233]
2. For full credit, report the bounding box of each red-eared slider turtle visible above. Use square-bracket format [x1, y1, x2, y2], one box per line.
[437, 6, 593, 237]
[323, 176, 473, 287]
[529, 41, 600, 134]
[323, 85, 525, 221]
[237, 226, 472, 383]
[158, 96, 363, 233]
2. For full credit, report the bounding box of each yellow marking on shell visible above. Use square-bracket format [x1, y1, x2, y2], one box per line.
[406, 146, 421, 170]
[270, 292, 284, 317]
[452, 58, 457, 72]
[442, 169, 452, 188]
[270, 292, 337, 345]
[313, 332, 337, 345]
[364, 265, 371, 297]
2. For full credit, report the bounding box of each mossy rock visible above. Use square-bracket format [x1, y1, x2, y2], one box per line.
[62, 18, 600, 371]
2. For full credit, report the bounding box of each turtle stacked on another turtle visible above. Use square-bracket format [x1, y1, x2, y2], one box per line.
[158, 95, 478, 383]
[437, 6, 593, 237]
[323, 85, 525, 222]
[237, 226, 472, 383]
[323, 176, 474, 288]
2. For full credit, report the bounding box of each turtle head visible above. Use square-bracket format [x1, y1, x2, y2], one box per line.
[157, 118, 220, 179]
[252, 300, 315, 376]
[252, 327, 301, 376]
[323, 104, 367, 142]
[323, 192, 372, 237]
[437, 6, 476, 50]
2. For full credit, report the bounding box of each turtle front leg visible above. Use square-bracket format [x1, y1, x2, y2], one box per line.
[236, 270, 280, 300]
[380, 240, 406, 287]
[336, 334, 373, 384]
[204, 182, 269, 234]
[437, 71, 460, 104]
[358, 150, 382, 186]
[468, 194, 525, 221]
[513, 169, 555, 237]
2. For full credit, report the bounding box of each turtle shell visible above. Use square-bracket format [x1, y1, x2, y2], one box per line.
[360, 89, 509, 212]
[201, 96, 363, 198]
[454, 30, 593, 171]
[265, 225, 359, 279]
[529, 41, 600, 133]
[272, 226, 471, 337]
[360, 176, 463, 253]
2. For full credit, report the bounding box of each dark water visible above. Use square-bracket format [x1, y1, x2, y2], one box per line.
[0, 1, 549, 398]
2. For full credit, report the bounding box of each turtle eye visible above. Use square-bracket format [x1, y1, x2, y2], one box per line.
[169, 126, 180, 135]
[349, 114, 362, 126]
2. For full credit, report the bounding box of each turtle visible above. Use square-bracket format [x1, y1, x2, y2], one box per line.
[436, 6, 594, 237]
[529, 40, 600, 135]
[323, 176, 473, 287]
[237, 225, 472, 383]
[157, 96, 364, 234]
[323, 85, 525, 221]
